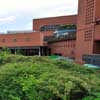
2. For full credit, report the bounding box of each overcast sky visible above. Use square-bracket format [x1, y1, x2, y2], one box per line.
[0, 0, 78, 33]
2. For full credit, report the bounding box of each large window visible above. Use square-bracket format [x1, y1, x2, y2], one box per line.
[40, 25, 60, 31]
[40, 24, 77, 31]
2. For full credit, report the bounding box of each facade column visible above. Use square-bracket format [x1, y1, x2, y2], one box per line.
[15, 48, 16, 55]
[39, 47, 41, 56]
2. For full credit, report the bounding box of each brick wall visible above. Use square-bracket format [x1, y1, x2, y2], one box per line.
[0, 32, 44, 47]
[41, 31, 54, 37]
[48, 40, 76, 58]
[33, 15, 77, 31]
[76, 0, 95, 64]
[94, 0, 100, 40]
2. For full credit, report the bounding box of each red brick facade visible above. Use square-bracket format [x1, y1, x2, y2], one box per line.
[33, 15, 77, 31]
[75, 0, 100, 64]
[0, 15, 77, 57]
[41, 31, 54, 37]
[0, 32, 44, 47]
[0, 15, 77, 47]
[48, 40, 76, 58]
[33, 15, 77, 58]
[0, 0, 100, 64]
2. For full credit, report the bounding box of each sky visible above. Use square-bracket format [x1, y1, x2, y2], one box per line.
[0, 0, 78, 33]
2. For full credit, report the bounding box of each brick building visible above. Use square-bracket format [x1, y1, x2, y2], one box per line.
[0, 31, 49, 56]
[0, 0, 100, 65]
[47, 34, 76, 59]
[33, 15, 77, 59]
[76, 0, 100, 64]
[33, 15, 77, 31]
[0, 15, 77, 57]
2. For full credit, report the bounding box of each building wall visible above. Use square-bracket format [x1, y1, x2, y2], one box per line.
[76, 0, 95, 64]
[48, 40, 76, 58]
[0, 15, 77, 55]
[0, 0, 100, 64]
[33, 15, 77, 31]
[94, 0, 100, 40]
[0, 32, 44, 47]
[41, 31, 54, 37]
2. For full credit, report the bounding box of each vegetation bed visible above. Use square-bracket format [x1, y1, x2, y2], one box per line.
[0, 54, 100, 100]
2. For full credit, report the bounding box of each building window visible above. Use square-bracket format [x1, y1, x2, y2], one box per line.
[85, 0, 95, 24]
[40, 24, 77, 32]
[40, 25, 60, 31]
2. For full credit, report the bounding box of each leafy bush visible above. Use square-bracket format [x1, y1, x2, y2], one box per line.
[0, 47, 11, 64]
[0, 55, 100, 100]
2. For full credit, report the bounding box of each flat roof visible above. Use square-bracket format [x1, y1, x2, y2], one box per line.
[33, 15, 77, 20]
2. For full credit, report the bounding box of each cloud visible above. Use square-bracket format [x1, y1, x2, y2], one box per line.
[0, 0, 78, 15]
[0, 16, 16, 24]
[0, 0, 78, 32]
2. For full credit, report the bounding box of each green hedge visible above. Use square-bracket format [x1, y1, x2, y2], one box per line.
[0, 55, 100, 100]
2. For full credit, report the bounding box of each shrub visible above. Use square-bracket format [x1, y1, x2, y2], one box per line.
[0, 47, 11, 64]
[0, 55, 100, 100]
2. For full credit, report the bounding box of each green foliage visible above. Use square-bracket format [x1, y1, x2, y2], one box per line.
[0, 55, 100, 100]
[58, 24, 77, 30]
[0, 47, 11, 64]
[82, 92, 100, 100]
[16, 49, 25, 56]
